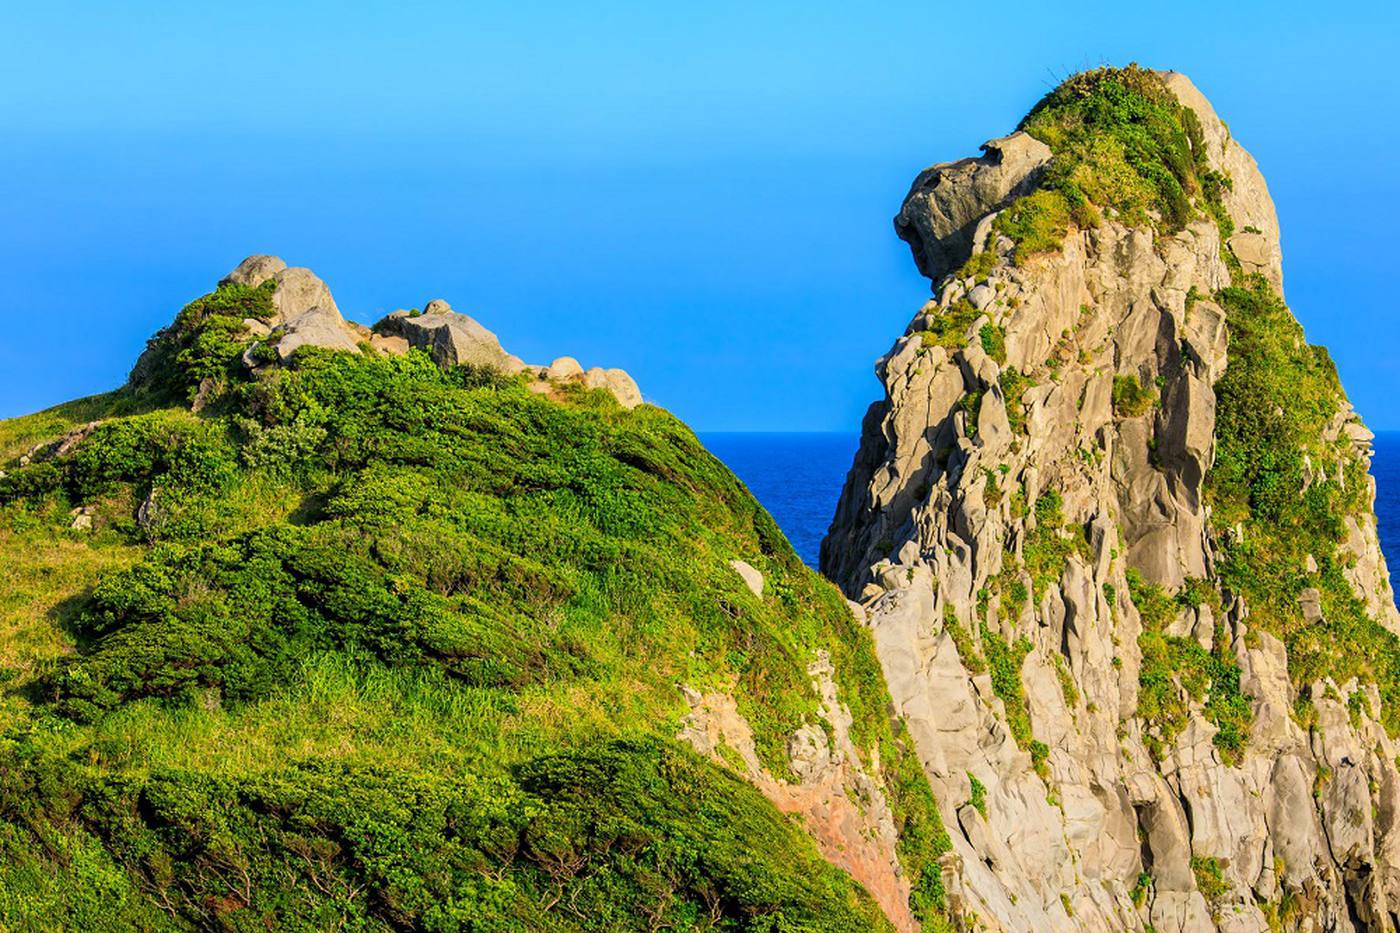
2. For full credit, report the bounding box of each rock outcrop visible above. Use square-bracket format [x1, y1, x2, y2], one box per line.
[373, 302, 527, 372]
[176, 256, 644, 409]
[896, 133, 1053, 284]
[678, 651, 917, 932]
[822, 68, 1400, 931]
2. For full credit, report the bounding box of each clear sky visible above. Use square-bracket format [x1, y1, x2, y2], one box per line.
[2, 1, 1397, 431]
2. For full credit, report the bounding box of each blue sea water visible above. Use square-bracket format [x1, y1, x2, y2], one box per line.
[700, 433, 861, 568]
[703, 431, 1400, 573]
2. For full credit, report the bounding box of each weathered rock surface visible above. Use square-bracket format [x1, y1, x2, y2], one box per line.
[896, 132, 1053, 283]
[729, 558, 765, 597]
[208, 256, 644, 409]
[373, 302, 525, 372]
[269, 266, 343, 323]
[678, 650, 917, 932]
[220, 254, 285, 288]
[821, 72, 1400, 930]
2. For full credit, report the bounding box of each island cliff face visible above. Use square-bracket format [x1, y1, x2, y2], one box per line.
[823, 67, 1400, 930]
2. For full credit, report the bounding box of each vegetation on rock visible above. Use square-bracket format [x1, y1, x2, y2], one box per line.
[1207, 278, 1400, 733]
[997, 64, 1230, 262]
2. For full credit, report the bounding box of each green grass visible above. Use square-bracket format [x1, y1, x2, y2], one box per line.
[1022, 490, 1087, 601]
[1190, 855, 1230, 901]
[957, 248, 997, 282]
[999, 368, 1033, 434]
[979, 323, 1007, 365]
[1204, 278, 1400, 735]
[994, 189, 1074, 263]
[992, 64, 1231, 263]
[967, 773, 987, 818]
[944, 607, 987, 675]
[0, 284, 955, 930]
[920, 298, 980, 351]
[980, 626, 1033, 749]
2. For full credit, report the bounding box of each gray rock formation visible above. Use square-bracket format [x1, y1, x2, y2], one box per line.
[273, 308, 362, 360]
[269, 266, 342, 323]
[896, 133, 1053, 283]
[229, 262, 365, 366]
[373, 303, 526, 373]
[208, 256, 646, 409]
[821, 71, 1400, 931]
[220, 254, 285, 288]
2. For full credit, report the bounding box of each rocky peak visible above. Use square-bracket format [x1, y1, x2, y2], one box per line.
[135, 255, 644, 409]
[895, 132, 1052, 283]
[821, 66, 1400, 931]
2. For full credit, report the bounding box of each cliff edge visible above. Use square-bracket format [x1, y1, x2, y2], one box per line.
[823, 65, 1400, 931]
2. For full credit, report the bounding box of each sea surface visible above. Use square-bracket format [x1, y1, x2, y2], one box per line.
[702, 431, 1400, 573]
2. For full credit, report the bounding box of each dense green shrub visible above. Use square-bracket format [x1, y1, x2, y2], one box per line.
[1129, 569, 1252, 763]
[957, 249, 997, 281]
[994, 189, 1072, 262]
[1111, 374, 1157, 418]
[1021, 489, 1085, 600]
[996, 64, 1231, 262]
[0, 319, 956, 927]
[1190, 855, 1230, 901]
[979, 323, 1007, 365]
[128, 281, 276, 404]
[0, 738, 894, 931]
[999, 368, 1032, 434]
[920, 298, 980, 351]
[1202, 278, 1400, 734]
[968, 773, 987, 817]
[981, 626, 1034, 748]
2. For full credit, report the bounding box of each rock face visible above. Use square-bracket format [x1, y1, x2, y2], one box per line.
[822, 70, 1400, 931]
[373, 302, 526, 373]
[210, 258, 644, 409]
[678, 650, 917, 932]
[896, 133, 1053, 283]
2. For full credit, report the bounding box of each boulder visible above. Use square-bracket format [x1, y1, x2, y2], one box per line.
[221, 254, 286, 288]
[375, 309, 524, 373]
[369, 333, 409, 355]
[273, 309, 361, 360]
[729, 559, 764, 598]
[604, 368, 643, 409]
[895, 132, 1052, 283]
[582, 367, 643, 409]
[547, 356, 585, 380]
[1228, 232, 1273, 279]
[271, 267, 341, 323]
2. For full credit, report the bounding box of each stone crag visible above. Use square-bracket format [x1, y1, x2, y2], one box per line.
[134, 254, 644, 410]
[822, 69, 1400, 931]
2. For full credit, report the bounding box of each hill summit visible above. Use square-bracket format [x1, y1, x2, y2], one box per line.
[0, 256, 950, 930]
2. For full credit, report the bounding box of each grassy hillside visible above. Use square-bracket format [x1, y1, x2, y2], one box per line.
[0, 283, 950, 930]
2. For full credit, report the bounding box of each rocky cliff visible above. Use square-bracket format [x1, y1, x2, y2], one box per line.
[822, 66, 1400, 931]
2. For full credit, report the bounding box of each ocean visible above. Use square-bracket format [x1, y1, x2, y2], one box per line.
[702, 431, 1400, 573]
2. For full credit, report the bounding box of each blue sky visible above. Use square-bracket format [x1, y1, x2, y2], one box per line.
[2, 1, 1397, 430]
